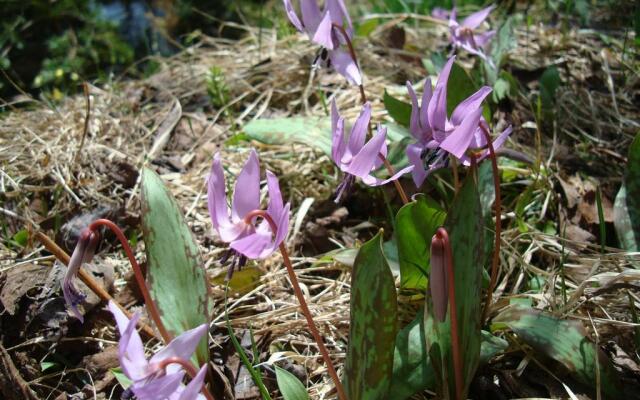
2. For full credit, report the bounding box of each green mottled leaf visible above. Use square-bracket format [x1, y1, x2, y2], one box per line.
[390, 310, 435, 400]
[614, 133, 640, 251]
[396, 194, 446, 291]
[140, 168, 211, 365]
[243, 117, 411, 157]
[345, 231, 397, 399]
[425, 172, 484, 399]
[384, 90, 412, 127]
[479, 331, 508, 364]
[275, 366, 309, 400]
[494, 305, 623, 398]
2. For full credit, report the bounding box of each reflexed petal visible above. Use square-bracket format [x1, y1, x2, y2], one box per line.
[326, 0, 353, 31]
[428, 56, 455, 132]
[328, 49, 362, 85]
[462, 5, 494, 29]
[406, 81, 421, 140]
[464, 125, 513, 164]
[176, 365, 207, 400]
[265, 171, 284, 220]
[345, 126, 386, 179]
[331, 100, 347, 163]
[420, 80, 433, 131]
[345, 102, 371, 160]
[230, 229, 273, 259]
[232, 150, 261, 220]
[312, 11, 335, 49]
[450, 86, 492, 126]
[207, 153, 232, 231]
[300, 0, 322, 33]
[63, 231, 90, 322]
[406, 143, 428, 187]
[150, 324, 208, 368]
[283, 0, 304, 32]
[439, 107, 482, 159]
[272, 203, 290, 251]
[132, 371, 185, 400]
[111, 306, 149, 381]
[431, 7, 450, 20]
[361, 164, 414, 187]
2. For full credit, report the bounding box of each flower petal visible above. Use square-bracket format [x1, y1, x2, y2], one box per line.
[283, 0, 304, 31]
[474, 30, 495, 48]
[207, 153, 233, 232]
[265, 170, 284, 220]
[63, 230, 92, 322]
[344, 102, 371, 161]
[428, 56, 455, 132]
[328, 49, 362, 85]
[361, 164, 414, 187]
[132, 371, 185, 400]
[150, 324, 208, 367]
[300, 0, 322, 34]
[406, 143, 428, 188]
[450, 86, 492, 126]
[109, 302, 149, 381]
[439, 107, 483, 159]
[326, 0, 353, 32]
[406, 81, 422, 140]
[230, 229, 272, 259]
[177, 365, 208, 400]
[331, 100, 346, 164]
[462, 5, 494, 30]
[232, 150, 261, 221]
[420, 80, 433, 131]
[312, 11, 335, 49]
[345, 125, 386, 179]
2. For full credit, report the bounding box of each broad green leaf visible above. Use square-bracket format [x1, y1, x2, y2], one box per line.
[275, 366, 310, 400]
[11, 229, 28, 247]
[447, 62, 491, 122]
[345, 231, 397, 400]
[211, 265, 263, 296]
[318, 240, 400, 277]
[396, 194, 446, 291]
[479, 331, 508, 364]
[424, 172, 484, 399]
[243, 117, 411, 157]
[539, 66, 561, 111]
[140, 168, 211, 365]
[494, 305, 622, 398]
[110, 367, 132, 389]
[356, 18, 379, 37]
[383, 90, 412, 127]
[390, 310, 435, 400]
[614, 133, 640, 251]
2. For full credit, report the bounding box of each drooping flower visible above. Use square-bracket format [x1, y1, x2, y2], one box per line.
[207, 149, 290, 265]
[62, 228, 100, 322]
[405, 56, 512, 187]
[445, 5, 496, 62]
[108, 301, 208, 400]
[331, 100, 413, 202]
[283, 0, 362, 85]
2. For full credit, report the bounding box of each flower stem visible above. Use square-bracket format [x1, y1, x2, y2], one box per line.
[244, 210, 347, 400]
[33, 231, 157, 340]
[478, 125, 501, 325]
[381, 156, 409, 204]
[87, 219, 172, 344]
[156, 357, 216, 400]
[436, 227, 463, 400]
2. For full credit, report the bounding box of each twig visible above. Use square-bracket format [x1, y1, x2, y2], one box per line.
[33, 231, 158, 340]
[73, 82, 91, 165]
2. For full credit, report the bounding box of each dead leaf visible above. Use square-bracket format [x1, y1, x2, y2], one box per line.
[0, 264, 50, 315]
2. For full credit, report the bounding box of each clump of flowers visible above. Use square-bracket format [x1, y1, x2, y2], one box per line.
[283, 0, 361, 85]
[406, 56, 512, 187]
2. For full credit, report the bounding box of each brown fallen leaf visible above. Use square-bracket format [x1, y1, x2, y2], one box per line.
[0, 264, 50, 315]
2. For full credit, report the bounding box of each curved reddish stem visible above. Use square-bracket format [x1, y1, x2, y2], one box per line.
[478, 125, 502, 325]
[436, 227, 463, 400]
[156, 357, 216, 400]
[88, 219, 172, 344]
[243, 210, 347, 400]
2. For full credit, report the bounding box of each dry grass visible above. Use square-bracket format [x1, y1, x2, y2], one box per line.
[0, 11, 639, 399]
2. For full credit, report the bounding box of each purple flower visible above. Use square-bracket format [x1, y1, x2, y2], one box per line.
[283, 0, 362, 85]
[62, 228, 100, 322]
[108, 301, 208, 400]
[207, 149, 290, 261]
[448, 6, 496, 62]
[406, 56, 512, 187]
[331, 100, 413, 201]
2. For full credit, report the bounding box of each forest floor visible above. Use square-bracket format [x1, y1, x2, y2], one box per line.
[1, 5, 639, 399]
